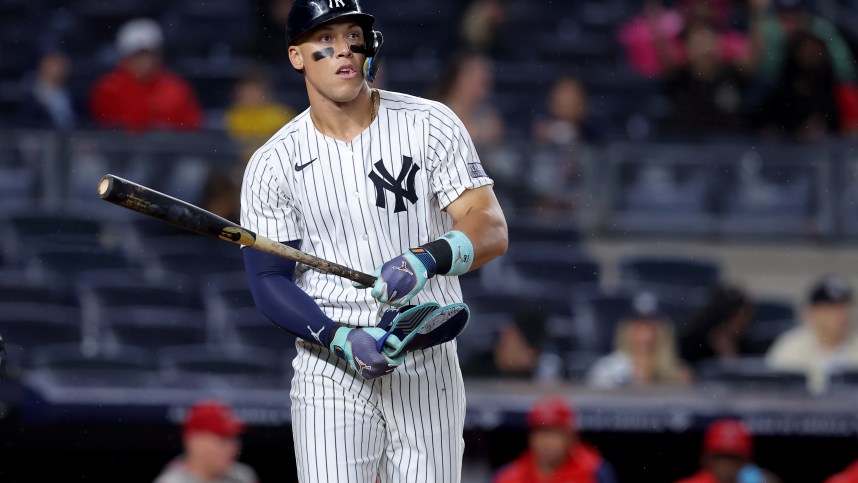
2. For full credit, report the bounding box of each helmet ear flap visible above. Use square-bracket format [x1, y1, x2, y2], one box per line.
[363, 30, 383, 82]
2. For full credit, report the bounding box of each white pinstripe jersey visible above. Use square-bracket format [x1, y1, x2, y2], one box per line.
[240, 90, 493, 330]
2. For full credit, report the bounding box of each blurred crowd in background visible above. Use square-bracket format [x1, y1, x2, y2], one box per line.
[4, 0, 858, 481]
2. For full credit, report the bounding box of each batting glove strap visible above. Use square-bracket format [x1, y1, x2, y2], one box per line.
[421, 230, 474, 276]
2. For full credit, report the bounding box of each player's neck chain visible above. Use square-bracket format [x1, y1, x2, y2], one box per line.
[370, 88, 380, 124]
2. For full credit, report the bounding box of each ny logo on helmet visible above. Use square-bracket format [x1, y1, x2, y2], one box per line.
[329, 0, 346, 7]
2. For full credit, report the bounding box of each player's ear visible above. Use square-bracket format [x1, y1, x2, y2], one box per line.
[289, 45, 304, 72]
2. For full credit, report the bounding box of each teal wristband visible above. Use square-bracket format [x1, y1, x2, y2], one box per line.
[439, 230, 474, 276]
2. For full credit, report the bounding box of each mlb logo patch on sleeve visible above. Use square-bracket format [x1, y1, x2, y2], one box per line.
[467, 163, 487, 179]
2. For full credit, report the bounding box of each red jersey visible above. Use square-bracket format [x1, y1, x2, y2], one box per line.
[90, 65, 202, 132]
[676, 470, 719, 483]
[826, 461, 858, 483]
[494, 443, 607, 483]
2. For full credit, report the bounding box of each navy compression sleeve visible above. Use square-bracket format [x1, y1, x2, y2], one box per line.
[242, 241, 341, 347]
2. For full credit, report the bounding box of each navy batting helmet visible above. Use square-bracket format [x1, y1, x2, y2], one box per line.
[286, 0, 384, 82]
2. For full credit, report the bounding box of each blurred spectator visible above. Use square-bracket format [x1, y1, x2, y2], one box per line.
[461, 312, 545, 379]
[17, 47, 76, 130]
[756, 30, 858, 141]
[749, 0, 856, 87]
[588, 292, 693, 388]
[494, 397, 617, 483]
[826, 458, 858, 483]
[618, 0, 750, 79]
[460, 0, 506, 54]
[225, 66, 297, 157]
[201, 171, 241, 223]
[766, 275, 858, 393]
[675, 419, 781, 483]
[90, 18, 203, 132]
[254, 0, 293, 62]
[679, 285, 757, 367]
[533, 77, 605, 146]
[431, 52, 504, 146]
[154, 400, 258, 483]
[663, 22, 748, 137]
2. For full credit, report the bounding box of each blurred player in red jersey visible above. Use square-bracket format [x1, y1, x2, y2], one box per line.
[675, 419, 780, 483]
[153, 400, 258, 483]
[493, 397, 616, 483]
[90, 18, 202, 132]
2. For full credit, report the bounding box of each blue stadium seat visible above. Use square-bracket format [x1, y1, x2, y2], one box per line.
[697, 357, 807, 389]
[0, 303, 81, 348]
[103, 307, 207, 350]
[564, 351, 602, 381]
[158, 344, 288, 388]
[610, 146, 720, 235]
[618, 256, 720, 296]
[456, 310, 511, 368]
[26, 247, 132, 283]
[224, 308, 296, 352]
[507, 221, 581, 245]
[717, 146, 823, 238]
[148, 241, 244, 281]
[745, 299, 798, 355]
[28, 343, 155, 373]
[573, 292, 633, 353]
[4, 213, 107, 260]
[503, 249, 600, 293]
[0, 272, 74, 305]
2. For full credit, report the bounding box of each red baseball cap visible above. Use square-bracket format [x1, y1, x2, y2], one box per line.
[703, 419, 752, 458]
[527, 397, 576, 430]
[183, 400, 245, 437]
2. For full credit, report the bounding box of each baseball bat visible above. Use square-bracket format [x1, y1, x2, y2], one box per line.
[97, 174, 377, 287]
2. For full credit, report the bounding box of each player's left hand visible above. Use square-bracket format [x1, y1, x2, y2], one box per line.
[376, 302, 470, 357]
[330, 326, 405, 380]
[353, 248, 437, 307]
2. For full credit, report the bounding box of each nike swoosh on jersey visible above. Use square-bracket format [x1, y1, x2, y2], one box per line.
[295, 159, 318, 172]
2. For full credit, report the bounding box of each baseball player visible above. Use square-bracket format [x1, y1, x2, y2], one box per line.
[240, 1, 508, 482]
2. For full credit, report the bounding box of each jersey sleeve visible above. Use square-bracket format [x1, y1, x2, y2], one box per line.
[426, 104, 494, 210]
[240, 147, 302, 242]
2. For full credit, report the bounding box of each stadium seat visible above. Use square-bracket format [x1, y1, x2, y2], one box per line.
[717, 146, 823, 238]
[696, 357, 807, 389]
[456, 310, 511, 369]
[0, 303, 81, 348]
[4, 213, 108, 262]
[29, 343, 155, 371]
[618, 256, 720, 305]
[26, 247, 132, 283]
[103, 306, 207, 350]
[502, 249, 600, 293]
[149, 243, 244, 281]
[0, 272, 74, 305]
[158, 344, 287, 388]
[564, 351, 602, 382]
[573, 292, 633, 353]
[745, 299, 798, 355]
[507, 219, 582, 244]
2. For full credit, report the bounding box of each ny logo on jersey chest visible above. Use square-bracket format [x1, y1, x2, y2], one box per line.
[369, 156, 420, 213]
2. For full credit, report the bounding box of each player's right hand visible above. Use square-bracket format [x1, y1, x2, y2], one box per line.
[353, 248, 436, 307]
[329, 326, 405, 379]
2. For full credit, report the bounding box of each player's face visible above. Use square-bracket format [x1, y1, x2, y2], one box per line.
[704, 454, 745, 483]
[289, 19, 367, 103]
[529, 428, 574, 469]
[808, 302, 853, 344]
[186, 432, 241, 477]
